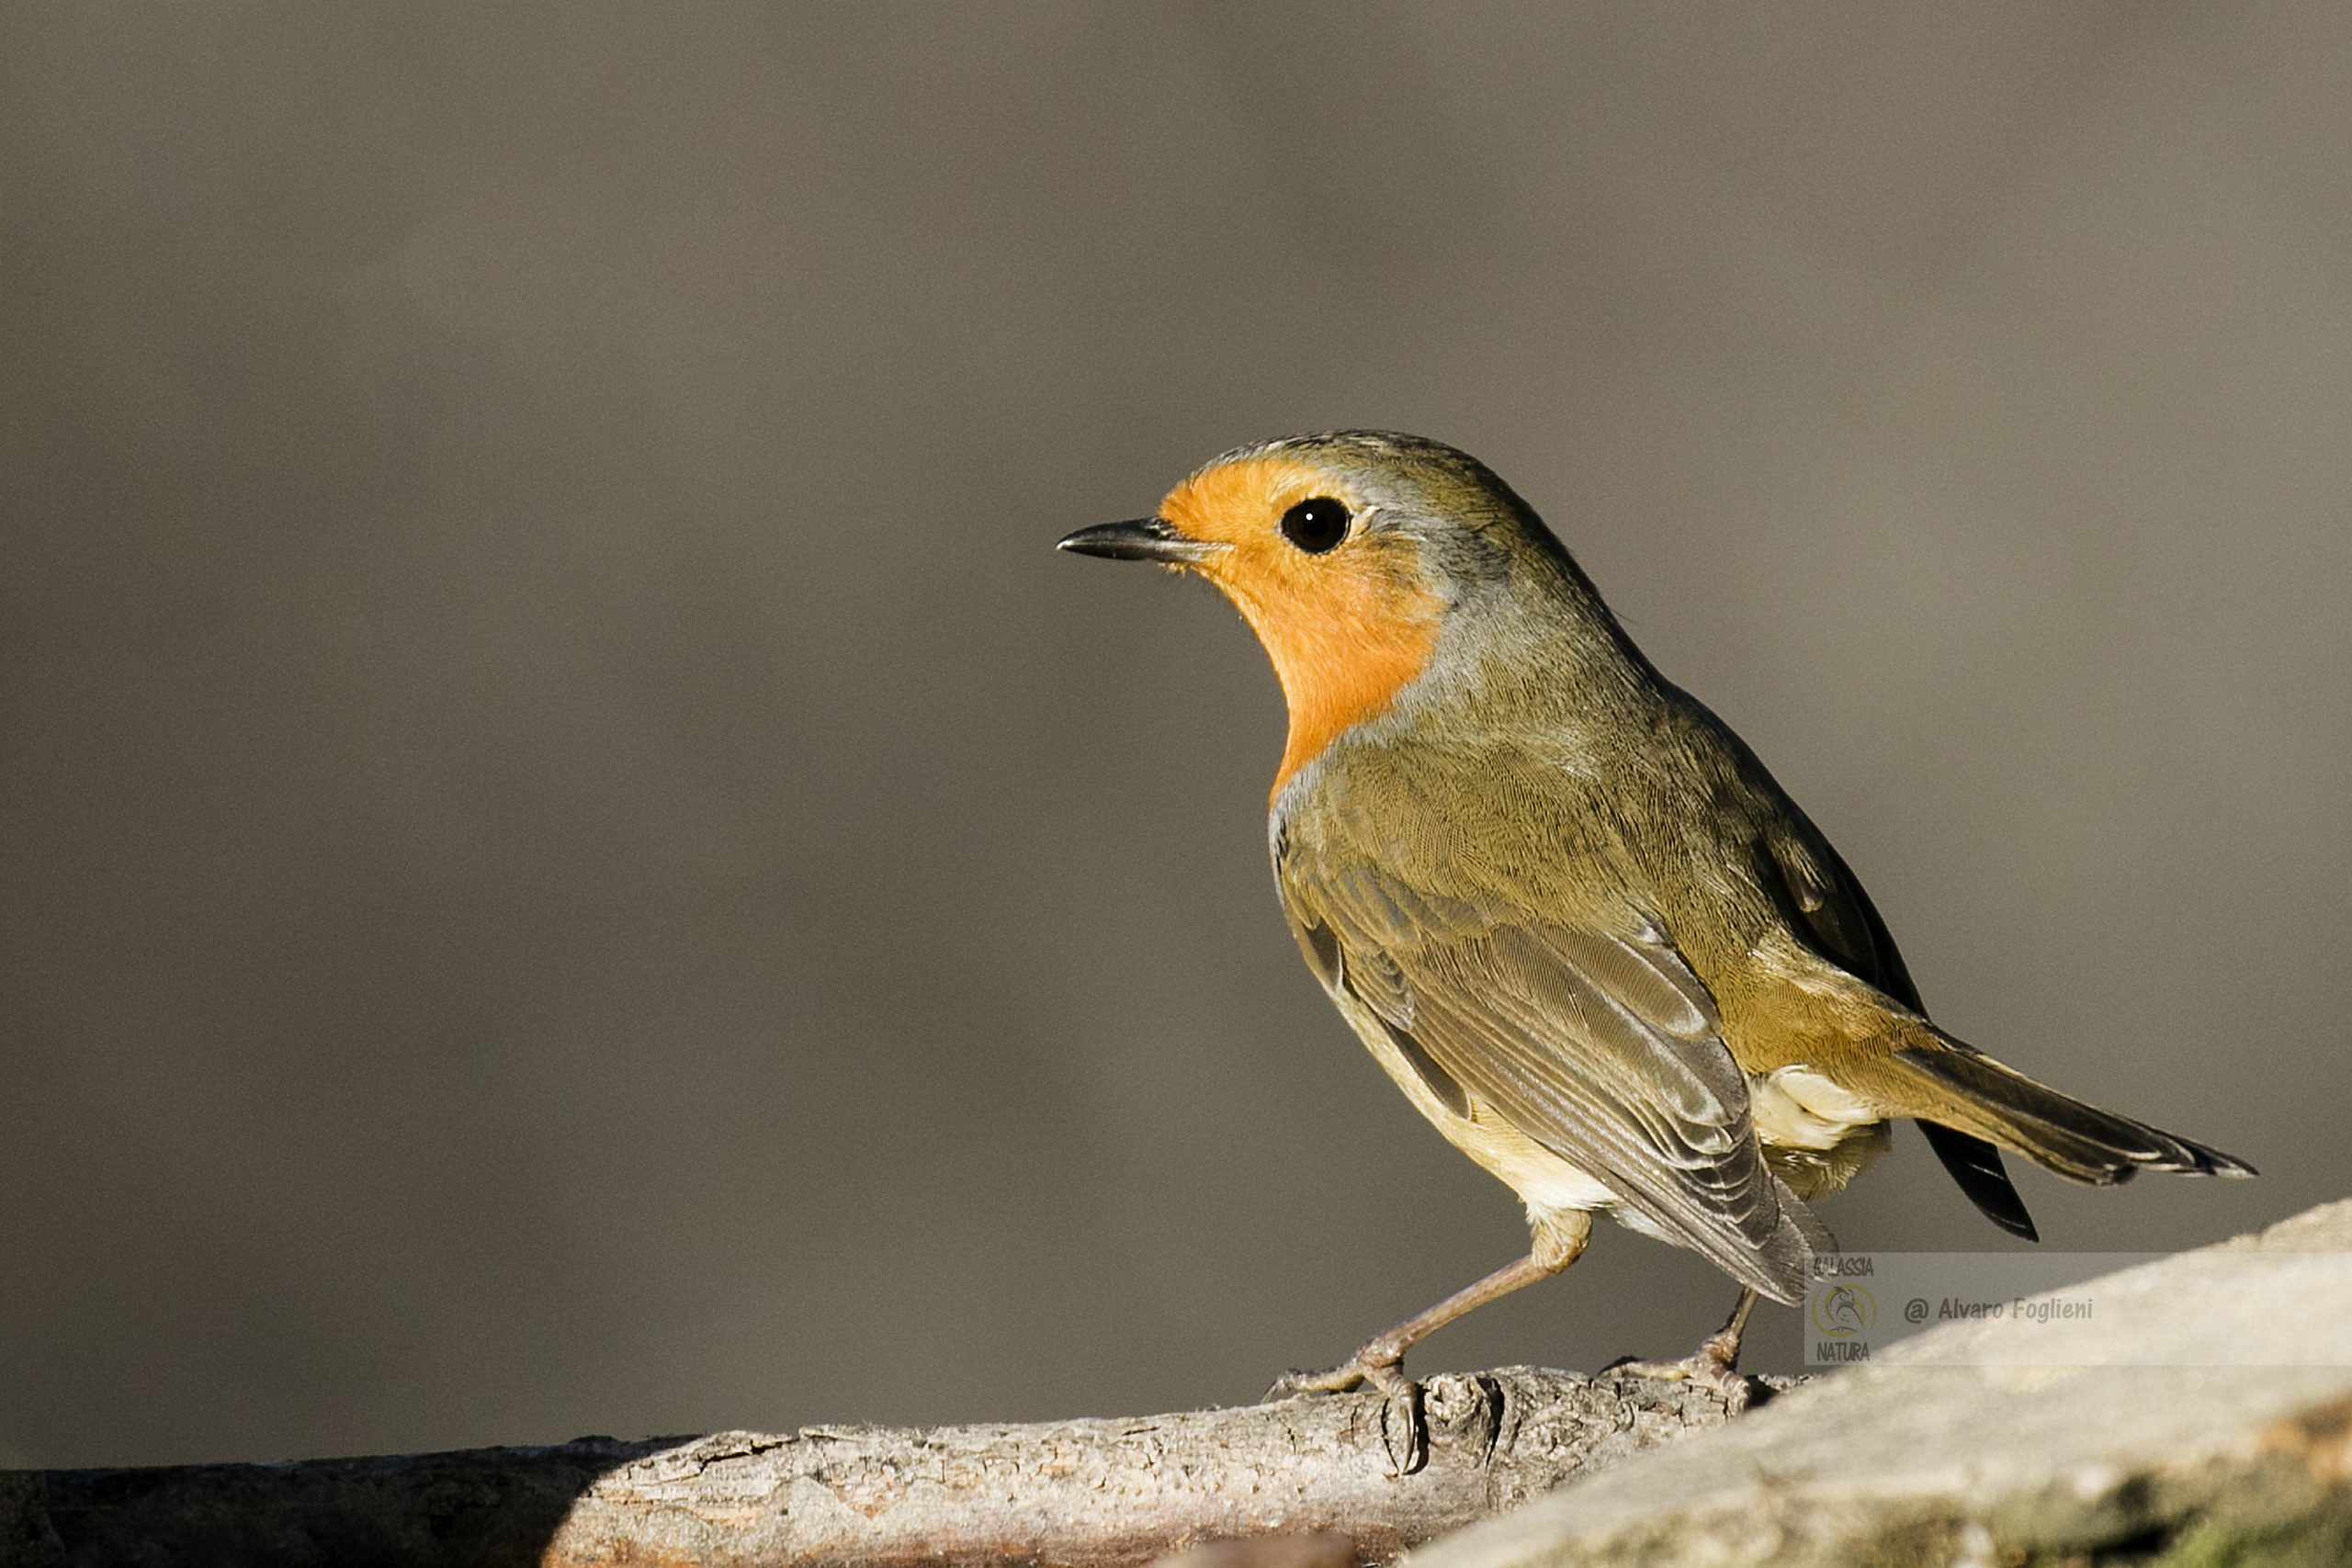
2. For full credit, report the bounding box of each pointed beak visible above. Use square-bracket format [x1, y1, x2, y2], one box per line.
[1056, 517, 1223, 565]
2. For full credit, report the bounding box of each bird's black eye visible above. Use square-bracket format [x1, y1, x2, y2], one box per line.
[1280, 497, 1351, 554]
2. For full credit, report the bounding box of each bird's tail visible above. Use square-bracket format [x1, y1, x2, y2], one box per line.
[1861, 1032, 2255, 1186]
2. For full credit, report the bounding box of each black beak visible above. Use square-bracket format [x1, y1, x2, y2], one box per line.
[1056, 517, 1222, 564]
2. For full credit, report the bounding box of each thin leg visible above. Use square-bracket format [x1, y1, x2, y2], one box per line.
[1612, 1287, 1759, 1408]
[1268, 1220, 1590, 1400]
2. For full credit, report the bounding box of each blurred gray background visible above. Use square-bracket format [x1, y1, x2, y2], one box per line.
[4, 3, 2344, 1469]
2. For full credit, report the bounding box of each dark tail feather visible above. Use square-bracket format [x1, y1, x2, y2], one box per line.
[1894, 1041, 2256, 1186]
[1917, 1122, 2039, 1240]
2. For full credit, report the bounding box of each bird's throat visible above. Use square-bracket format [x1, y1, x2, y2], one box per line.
[1216, 569, 1442, 796]
[1156, 452, 1446, 797]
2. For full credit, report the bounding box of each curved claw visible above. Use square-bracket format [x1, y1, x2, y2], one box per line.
[1376, 1379, 1429, 1476]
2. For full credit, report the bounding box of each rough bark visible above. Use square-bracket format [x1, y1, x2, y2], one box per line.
[19, 1204, 2349, 1567]
[1413, 1198, 2352, 1568]
[1, 1367, 1759, 1568]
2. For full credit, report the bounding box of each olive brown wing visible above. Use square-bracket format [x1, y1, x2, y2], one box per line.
[1280, 836, 1817, 1303]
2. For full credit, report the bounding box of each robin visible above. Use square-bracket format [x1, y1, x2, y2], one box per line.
[1059, 431, 2252, 1416]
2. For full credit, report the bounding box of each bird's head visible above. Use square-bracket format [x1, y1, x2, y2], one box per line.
[1060, 431, 1586, 791]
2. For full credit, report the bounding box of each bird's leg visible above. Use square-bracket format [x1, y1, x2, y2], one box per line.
[1611, 1287, 1760, 1409]
[1265, 1221, 1589, 1478]
[1266, 1217, 1590, 1400]
[1264, 1254, 1549, 1401]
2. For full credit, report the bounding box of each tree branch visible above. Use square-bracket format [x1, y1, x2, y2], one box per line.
[3, 1369, 1765, 1568]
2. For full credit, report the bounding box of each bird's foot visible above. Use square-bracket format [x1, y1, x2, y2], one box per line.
[1263, 1353, 1428, 1475]
[1264, 1357, 1392, 1399]
[1608, 1321, 1756, 1412]
[1264, 1322, 1419, 1400]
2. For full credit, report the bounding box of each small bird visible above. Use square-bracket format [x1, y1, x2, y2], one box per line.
[1059, 431, 2252, 1409]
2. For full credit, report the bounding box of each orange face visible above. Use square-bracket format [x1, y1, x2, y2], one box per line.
[1158, 456, 1445, 794]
